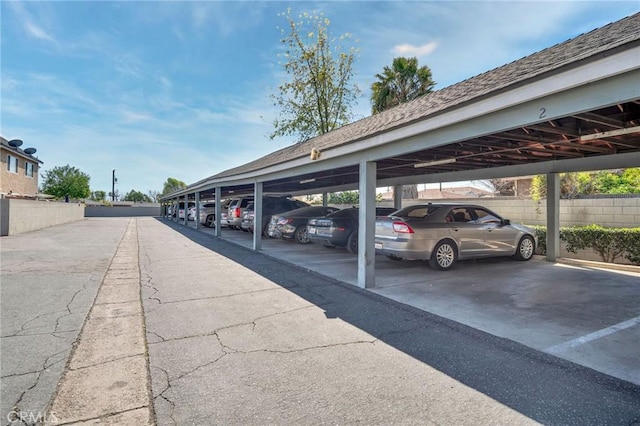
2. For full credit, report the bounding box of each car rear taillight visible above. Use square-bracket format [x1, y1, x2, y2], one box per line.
[233, 207, 240, 218]
[392, 222, 414, 233]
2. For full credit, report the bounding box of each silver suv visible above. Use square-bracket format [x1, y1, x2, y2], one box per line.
[226, 197, 254, 230]
[198, 200, 231, 228]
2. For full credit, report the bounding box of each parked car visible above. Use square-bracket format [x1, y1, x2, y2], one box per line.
[307, 207, 397, 253]
[268, 206, 340, 244]
[187, 205, 197, 221]
[226, 197, 254, 230]
[198, 199, 231, 228]
[240, 197, 310, 236]
[173, 202, 195, 220]
[374, 203, 536, 271]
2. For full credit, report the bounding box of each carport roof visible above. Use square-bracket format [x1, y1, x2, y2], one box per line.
[170, 13, 640, 200]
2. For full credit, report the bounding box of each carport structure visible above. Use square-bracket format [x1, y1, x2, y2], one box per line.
[162, 13, 640, 289]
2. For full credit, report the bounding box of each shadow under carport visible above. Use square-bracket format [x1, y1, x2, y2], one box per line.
[157, 218, 640, 424]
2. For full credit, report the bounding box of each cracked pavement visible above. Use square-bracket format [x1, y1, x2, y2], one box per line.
[139, 218, 640, 425]
[1, 219, 130, 425]
[138, 220, 466, 425]
[45, 219, 153, 425]
[3, 217, 639, 425]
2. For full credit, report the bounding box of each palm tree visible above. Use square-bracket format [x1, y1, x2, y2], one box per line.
[371, 57, 435, 114]
[371, 57, 436, 198]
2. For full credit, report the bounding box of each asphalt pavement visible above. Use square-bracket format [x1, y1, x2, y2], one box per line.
[1, 218, 131, 425]
[1, 217, 639, 425]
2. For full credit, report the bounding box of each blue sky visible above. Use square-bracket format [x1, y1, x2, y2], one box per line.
[2, 1, 638, 198]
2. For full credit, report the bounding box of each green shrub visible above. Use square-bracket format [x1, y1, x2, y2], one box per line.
[530, 225, 547, 255]
[622, 229, 640, 264]
[561, 225, 625, 263]
[529, 224, 640, 265]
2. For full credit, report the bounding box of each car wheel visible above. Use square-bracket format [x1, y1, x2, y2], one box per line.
[205, 215, 215, 228]
[294, 226, 310, 244]
[514, 235, 535, 261]
[429, 239, 457, 271]
[346, 231, 358, 254]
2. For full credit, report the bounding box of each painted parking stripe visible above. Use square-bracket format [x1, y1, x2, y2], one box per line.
[545, 316, 640, 355]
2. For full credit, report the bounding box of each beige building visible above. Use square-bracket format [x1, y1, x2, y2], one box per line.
[1, 136, 43, 198]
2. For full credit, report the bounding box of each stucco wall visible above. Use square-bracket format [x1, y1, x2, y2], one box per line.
[0, 199, 85, 236]
[85, 205, 161, 217]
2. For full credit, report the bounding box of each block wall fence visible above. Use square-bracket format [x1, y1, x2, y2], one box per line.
[376, 197, 639, 228]
[0, 199, 85, 236]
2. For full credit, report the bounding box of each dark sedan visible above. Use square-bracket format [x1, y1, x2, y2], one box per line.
[240, 197, 309, 236]
[268, 206, 340, 244]
[307, 207, 397, 253]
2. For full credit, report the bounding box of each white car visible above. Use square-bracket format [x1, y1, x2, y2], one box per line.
[173, 202, 195, 220]
[198, 200, 231, 228]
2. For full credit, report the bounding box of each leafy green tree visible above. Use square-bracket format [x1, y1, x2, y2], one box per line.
[162, 177, 186, 196]
[371, 56, 435, 114]
[531, 168, 640, 201]
[370, 57, 435, 199]
[90, 190, 107, 201]
[593, 168, 640, 194]
[124, 190, 152, 203]
[40, 165, 90, 200]
[531, 173, 588, 201]
[270, 9, 360, 141]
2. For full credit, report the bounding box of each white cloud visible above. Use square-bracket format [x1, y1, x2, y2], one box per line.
[24, 21, 56, 43]
[159, 76, 172, 90]
[7, 1, 58, 45]
[121, 111, 153, 123]
[114, 54, 143, 78]
[393, 41, 438, 57]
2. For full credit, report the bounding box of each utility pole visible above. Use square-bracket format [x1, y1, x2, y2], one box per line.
[112, 169, 116, 201]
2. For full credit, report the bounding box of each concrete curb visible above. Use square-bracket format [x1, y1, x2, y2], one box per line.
[554, 257, 640, 274]
[46, 219, 154, 425]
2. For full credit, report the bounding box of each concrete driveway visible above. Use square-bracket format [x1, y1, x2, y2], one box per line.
[2, 218, 638, 425]
[191, 221, 640, 386]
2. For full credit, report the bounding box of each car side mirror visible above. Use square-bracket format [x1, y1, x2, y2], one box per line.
[501, 219, 511, 226]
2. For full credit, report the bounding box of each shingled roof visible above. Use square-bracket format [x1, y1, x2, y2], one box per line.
[207, 12, 639, 182]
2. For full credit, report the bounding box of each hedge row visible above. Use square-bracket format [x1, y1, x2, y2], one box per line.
[531, 225, 640, 265]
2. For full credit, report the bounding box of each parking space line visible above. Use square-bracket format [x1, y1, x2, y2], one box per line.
[545, 316, 640, 354]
